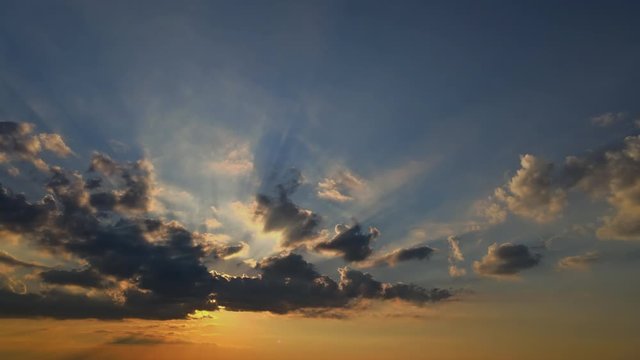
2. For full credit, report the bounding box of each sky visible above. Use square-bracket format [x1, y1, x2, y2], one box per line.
[1, 1, 639, 359]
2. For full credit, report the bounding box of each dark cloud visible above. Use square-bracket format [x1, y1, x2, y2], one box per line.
[361, 245, 434, 268]
[0, 146, 451, 319]
[0, 288, 215, 320]
[211, 253, 451, 314]
[255, 170, 322, 247]
[88, 152, 154, 212]
[40, 268, 113, 289]
[315, 224, 379, 262]
[474, 243, 541, 276]
[0, 183, 55, 233]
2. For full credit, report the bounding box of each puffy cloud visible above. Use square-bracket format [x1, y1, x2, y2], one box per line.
[0, 121, 72, 171]
[494, 155, 567, 223]
[590, 112, 626, 127]
[564, 135, 640, 240]
[317, 168, 367, 202]
[360, 245, 434, 268]
[474, 243, 541, 277]
[481, 133, 640, 240]
[557, 251, 599, 271]
[315, 223, 379, 262]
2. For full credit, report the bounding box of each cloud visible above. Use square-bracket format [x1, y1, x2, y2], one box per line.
[317, 168, 367, 202]
[474, 199, 507, 225]
[109, 335, 171, 345]
[40, 268, 114, 289]
[494, 155, 567, 223]
[206, 142, 254, 176]
[315, 223, 379, 262]
[211, 253, 451, 314]
[88, 152, 156, 212]
[255, 169, 323, 247]
[360, 245, 434, 268]
[480, 133, 640, 240]
[447, 236, 466, 277]
[474, 243, 541, 277]
[557, 251, 599, 271]
[0, 146, 449, 319]
[0, 121, 72, 171]
[564, 135, 640, 240]
[590, 112, 626, 127]
[0, 251, 47, 269]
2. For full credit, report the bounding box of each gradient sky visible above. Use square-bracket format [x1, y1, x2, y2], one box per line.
[1, 1, 640, 359]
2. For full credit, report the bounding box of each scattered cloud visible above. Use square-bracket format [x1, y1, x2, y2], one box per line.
[590, 112, 626, 127]
[565, 135, 640, 240]
[315, 223, 379, 262]
[317, 168, 367, 202]
[557, 251, 599, 271]
[0, 121, 72, 172]
[447, 236, 466, 277]
[360, 245, 434, 268]
[494, 155, 567, 223]
[474, 243, 541, 277]
[255, 169, 323, 248]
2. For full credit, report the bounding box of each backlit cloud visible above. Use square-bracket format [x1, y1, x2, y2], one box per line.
[0, 121, 72, 172]
[474, 243, 541, 277]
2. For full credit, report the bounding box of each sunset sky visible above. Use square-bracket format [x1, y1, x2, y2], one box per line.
[1, 1, 639, 359]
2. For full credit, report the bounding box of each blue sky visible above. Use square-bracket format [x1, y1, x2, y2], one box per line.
[1, 0, 640, 339]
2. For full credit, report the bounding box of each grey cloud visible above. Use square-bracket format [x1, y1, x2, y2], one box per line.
[211, 253, 451, 314]
[564, 135, 640, 240]
[474, 243, 541, 276]
[361, 245, 434, 268]
[255, 172, 323, 247]
[0, 121, 71, 171]
[88, 152, 155, 212]
[0, 144, 451, 319]
[557, 251, 599, 271]
[40, 268, 113, 289]
[315, 223, 379, 262]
